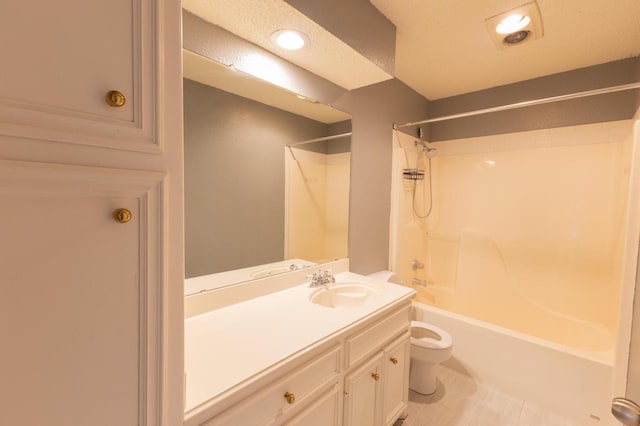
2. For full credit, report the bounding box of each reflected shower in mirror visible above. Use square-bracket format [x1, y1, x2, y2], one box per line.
[183, 53, 351, 295]
[285, 133, 351, 266]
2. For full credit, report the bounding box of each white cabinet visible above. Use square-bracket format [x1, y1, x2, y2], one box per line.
[0, 0, 158, 152]
[0, 1, 183, 426]
[343, 335, 411, 426]
[344, 352, 384, 425]
[285, 385, 342, 426]
[382, 334, 411, 426]
[202, 346, 342, 426]
[343, 306, 411, 426]
[0, 161, 164, 426]
[189, 302, 412, 426]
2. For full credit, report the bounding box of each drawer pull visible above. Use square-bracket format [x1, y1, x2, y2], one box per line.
[371, 372, 380, 381]
[390, 357, 398, 364]
[106, 90, 126, 107]
[113, 208, 132, 223]
[284, 392, 296, 404]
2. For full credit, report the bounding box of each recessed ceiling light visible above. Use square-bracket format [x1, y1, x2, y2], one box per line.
[503, 30, 530, 44]
[496, 14, 531, 34]
[485, 1, 543, 49]
[272, 30, 308, 50]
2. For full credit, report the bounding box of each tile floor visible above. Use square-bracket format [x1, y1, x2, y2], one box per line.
[396, 364, 576, 426]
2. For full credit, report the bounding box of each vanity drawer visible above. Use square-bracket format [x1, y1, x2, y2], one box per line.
[345, 305, 411, 369]
[202, 345, 341, 426]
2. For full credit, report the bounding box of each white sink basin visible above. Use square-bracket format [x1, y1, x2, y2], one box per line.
[309, 282, 379, 308]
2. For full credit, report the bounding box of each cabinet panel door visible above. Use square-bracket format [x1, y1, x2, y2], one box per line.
[0, 161, 164, 426]
[383, 333, 410, 426]
[0, 0, 157, 151]
[344, 353, 383, 426]
[285, 385, 342, 426]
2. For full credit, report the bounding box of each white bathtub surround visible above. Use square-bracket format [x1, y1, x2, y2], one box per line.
[390, 119, 640, 425]
[391, 120, 635, 347]
[413, 302, 614, 425]
[184, 270, 415, 424]
[613, 117, 640, 397]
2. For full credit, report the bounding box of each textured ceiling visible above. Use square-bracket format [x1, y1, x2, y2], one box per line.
[183, 50, 351, 123]
[182, 0, 392, 90]
[371, 0, 640, 99]
[184, 0, 640, 103]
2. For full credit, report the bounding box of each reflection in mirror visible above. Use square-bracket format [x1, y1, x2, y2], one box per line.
[183, 51, 351, 295]
[285, 134, 351, 265]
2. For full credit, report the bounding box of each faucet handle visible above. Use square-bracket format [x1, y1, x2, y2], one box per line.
[322, 269, 335, 283]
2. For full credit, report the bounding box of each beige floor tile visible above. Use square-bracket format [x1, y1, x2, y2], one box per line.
[518, 401, 577, 426]
[467, 387, 523, 426]
[399, 364, 576, 426]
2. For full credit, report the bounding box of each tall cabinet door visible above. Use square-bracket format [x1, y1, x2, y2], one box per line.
[383, 333, 410, 426]
[0, 161, 164, 426]
[0, 0, 183, 424]
[344, 353, 384, 426]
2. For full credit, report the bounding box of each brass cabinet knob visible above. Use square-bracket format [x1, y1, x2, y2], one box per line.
[113, 208, 132, 223]
[106, 90, 126, 107]
[390, 357, 398, 365]
[371, 372, 380, 381]
[284, 392, 296, 404]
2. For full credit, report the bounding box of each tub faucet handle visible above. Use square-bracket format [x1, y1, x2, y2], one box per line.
[411, 259, 424, 271]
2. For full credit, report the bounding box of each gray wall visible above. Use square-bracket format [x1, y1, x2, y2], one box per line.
[285, 0, 396, 75]
[426, 57, 640, 141]
[184, 79, 331, 278]
[348, 79, 429, 274]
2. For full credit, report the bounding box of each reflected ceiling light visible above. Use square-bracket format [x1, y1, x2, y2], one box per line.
[296, 94, 319, 103]
[272, 30, 307, 50]
[236, 53, 292, 89]
[496, 14, 531, 34]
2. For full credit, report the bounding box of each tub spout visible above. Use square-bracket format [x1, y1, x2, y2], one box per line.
[412, 278, 427, 287]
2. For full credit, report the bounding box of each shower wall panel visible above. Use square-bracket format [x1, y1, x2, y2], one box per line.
[391, 119, 634, 348]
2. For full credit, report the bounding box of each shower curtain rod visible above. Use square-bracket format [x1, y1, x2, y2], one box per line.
[393, 82, 640, 130]
[286, 132, 352, 147]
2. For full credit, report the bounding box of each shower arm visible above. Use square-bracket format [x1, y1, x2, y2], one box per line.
[393, 82, 640, 130]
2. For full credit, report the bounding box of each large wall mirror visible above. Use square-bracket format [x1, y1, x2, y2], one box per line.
[183, 24, 352, 295]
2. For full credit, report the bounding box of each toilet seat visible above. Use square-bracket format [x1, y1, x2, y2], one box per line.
[410, 321, 453, 350]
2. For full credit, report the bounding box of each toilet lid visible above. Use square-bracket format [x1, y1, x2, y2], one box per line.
[410, 321, 453, 349]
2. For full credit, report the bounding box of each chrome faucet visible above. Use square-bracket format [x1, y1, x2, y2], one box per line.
[308, 269, 335, 287]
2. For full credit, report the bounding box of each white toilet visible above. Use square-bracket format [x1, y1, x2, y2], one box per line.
[409, 320, 453, 394]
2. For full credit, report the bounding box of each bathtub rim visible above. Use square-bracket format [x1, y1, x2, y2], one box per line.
[412, 300, 614, 366]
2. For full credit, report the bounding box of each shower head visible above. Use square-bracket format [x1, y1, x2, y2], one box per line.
[425, 147, 438, 158]
[414, 139, 438, 157]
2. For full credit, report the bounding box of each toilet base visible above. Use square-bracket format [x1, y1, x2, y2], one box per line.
[409, 360, 437, 395]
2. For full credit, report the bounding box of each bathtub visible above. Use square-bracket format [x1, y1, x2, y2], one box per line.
[413, 301, 615, 425]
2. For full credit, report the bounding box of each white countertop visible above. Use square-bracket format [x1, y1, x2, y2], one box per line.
[184, 271, 414, 417]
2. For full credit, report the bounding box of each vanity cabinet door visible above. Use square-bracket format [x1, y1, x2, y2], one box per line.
[343, 353, 384, 426]
[202, 346, 341, 426]
[382, 333, 410, 426]
[0, 161, 164, 426]
[0, 0, 157, 151]
[285, 384, 342, 426]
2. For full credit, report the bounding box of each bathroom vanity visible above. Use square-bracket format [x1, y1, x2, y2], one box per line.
[184, 263, 415, 426]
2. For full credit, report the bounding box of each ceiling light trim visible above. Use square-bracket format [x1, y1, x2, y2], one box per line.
[485, 1, 544, 49]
